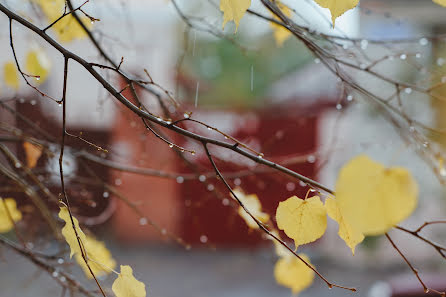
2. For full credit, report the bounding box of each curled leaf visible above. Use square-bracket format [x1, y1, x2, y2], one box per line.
[25, 49, 51, 84]
[4, 62, 19, 90]
[23, 141, 43, 168]
[0, 198, 22, 233]
[335, 155, 418, 236]
[313, 0, 359, 27]
[112, 265, 147, 297]
[325, 196, 364, 254]
[220, 0, 251, 32]
[75, 235, 116, 279]
[231, 188, 269, 229]
[276, 196, 327, 248]
[274, 253, 314, 294]
[59, 207, 87, 258]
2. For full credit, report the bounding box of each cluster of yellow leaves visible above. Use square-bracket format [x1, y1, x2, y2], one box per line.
[3, 49, 51, 90]
[220, 0, 446, 33]
[0, 198, 22, 233]
[33, 0, 91, 43]
[275, 155, 418, 256]
[59, 207, 146, 297]
[231, 188, 270, 229]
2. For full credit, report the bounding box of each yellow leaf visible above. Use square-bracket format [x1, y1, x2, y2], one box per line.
[4, 62, 19, 90]
[335, 155, 418, 236]
[268, 230, 291, 258]
[325, 196, 364, 255]
[59, 207, 87, 258]
[0, 198, 22, 233]
[25, 50, 51, 84]
[34, 0, 91, 43]
[112, 265, 147, 297]
[75, 235, 116, 279]
[220, 0, 251, 32]
[23, 141, 43, 169]
[276, 196, 327, 248]
[274, 253, 314, 294]
[433, 0, 446, 7]
[231, 188, 269, 229]
[270, 1, 292, 46]
[313, 0, 359, 27]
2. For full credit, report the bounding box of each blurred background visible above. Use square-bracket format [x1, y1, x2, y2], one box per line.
[0, 0, 445, 296]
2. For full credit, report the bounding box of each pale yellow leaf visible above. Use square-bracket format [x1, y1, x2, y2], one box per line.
[4, 62, 19, 90]
[231, 188, 270, 229]
[75, 235, 116, 279]
[268, 230, 292, 258]
[112, 265, 147, 297]
[220, 0, 251, 32]
[313, 0, 359, 27]
[325, 196, 364, 255]
[23, 141, 43, 169]
[25, 49, 51, 84]
[270, 1, 292, 46]
[0, 198, 22, 233]
[433, 0, 446, 7]
[274, 253, 314, 294]
[34, 0, 91, 43]
[59, 207, 87, 258]
[276, 196, 327, 248]
[335, 155, 418, 236]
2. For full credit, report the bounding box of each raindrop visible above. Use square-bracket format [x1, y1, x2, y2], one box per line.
[409, 126, 415, 133]
[198, 175, 206, 182]
[169, 144, 174, 148]
[176, 176, 184, 184]
[222, 198, 230, 206]
[184, 112, 190, 118]
[360, 39, 368, 50]
[299, 181, 306, 187]
[195, 81, 199, 108]
[423, 142, 429, 148]
[258, 154, 263, 159]
[52, 270, 59, 278]
[36, 77, 40, 81]
[359, 63, 367, 69]
[415, 53, 421, 58]
[250, 65, 254, 91]
[30, 100, 36, 105]
[19, 98, 25, 103]
[200, 235, 208, 243]
[58, 103, 62, 107]
[437, 58, 445, 66]
[115, 178, 122, 186]
[404, 87, 412, 94]
[400, 54, 407, 60]
[103, 191, 109, 198]
[191, 151, 196, 155]
[336, 104, 342, 110]
[15, 162, 21, 168]
[60, 276, 66, 282]
[234, 178, 241, 186]
[347, 94, 353, 101]
[192, 30, 197, 57]
[139, 217, 148, 225]
[419, 38, 428, 46]
[161, 228, 167, 235]
[307, 155, 316, 163]
[207, 184, 215, 191]
[286, 182, 295, 191]
[57, 258, 64, 264]
[314, 58, 321, 64]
